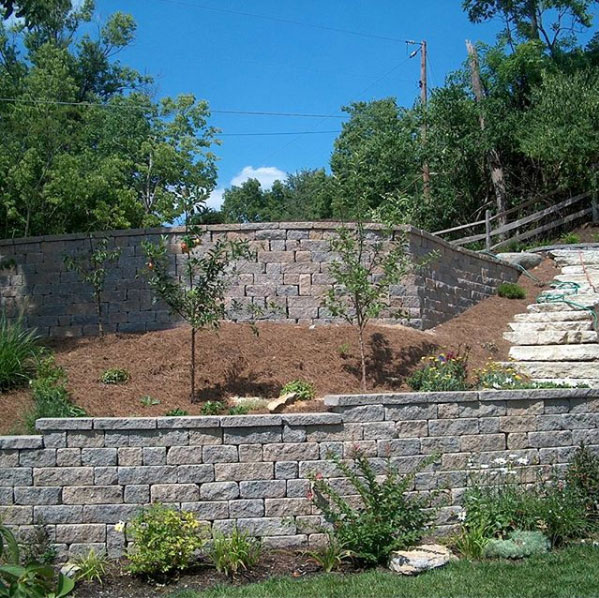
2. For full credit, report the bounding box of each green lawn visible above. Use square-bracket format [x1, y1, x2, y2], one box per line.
[170, 545, 599, 598]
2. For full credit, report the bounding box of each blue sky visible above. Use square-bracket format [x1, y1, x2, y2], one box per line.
[96, 1, 507, 208]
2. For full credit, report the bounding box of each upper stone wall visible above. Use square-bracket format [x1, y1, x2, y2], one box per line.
[0, 223, 518, 337]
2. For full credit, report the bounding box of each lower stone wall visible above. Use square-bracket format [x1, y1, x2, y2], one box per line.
[2, 388, 596, 560]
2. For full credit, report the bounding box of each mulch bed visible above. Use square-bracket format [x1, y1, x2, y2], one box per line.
[74, 550, 343, 597]
[0, 259, 559, 434]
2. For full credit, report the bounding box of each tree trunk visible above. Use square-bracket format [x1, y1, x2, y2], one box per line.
[358, 326, 367, 392]
[190, 327, 196, 403]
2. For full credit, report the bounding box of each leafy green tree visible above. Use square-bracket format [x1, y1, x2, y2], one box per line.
[63, 237, 121, 337]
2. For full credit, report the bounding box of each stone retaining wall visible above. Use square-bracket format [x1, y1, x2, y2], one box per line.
[0, 388, 597, 559]
[0, 223, 518, 336]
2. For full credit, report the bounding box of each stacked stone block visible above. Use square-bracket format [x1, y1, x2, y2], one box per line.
[0, 388, 597, 559]
[0, 223, 518, 337]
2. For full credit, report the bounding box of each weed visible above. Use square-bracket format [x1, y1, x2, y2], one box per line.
[165, 408, 189, 416]
[100, 368, 130, 384]
[280, 379, 315, 400]
[209, 527, 261, 577]
[140, 395, 160, 407]
[201, 401, 226, 415]
[497, 282, 526, 299]
[73, 549, 109, 584]
[0, 312, 39, 390]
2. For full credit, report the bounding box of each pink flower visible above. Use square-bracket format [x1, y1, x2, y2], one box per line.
[306, 490, 314, 501]
[315, 472, 323, 480]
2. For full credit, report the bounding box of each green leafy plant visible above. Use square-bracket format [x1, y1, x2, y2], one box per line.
[143, 226, 253, 402]
[64, 237, 121, 337]
[19, 524, 56, 567]
[497, 282, 526, 299]
[309, 449, 436, 566]
[100, 368, 130, 385]
[566, 444, 599, 521]
[483, 530, 550, 559]
[337, 342, 351, 358]
[140, 395, 161, 407]
[227, 404, 250, 415]
[165, 408, 189, 417]
[25, 355, 86, 433]
[408, 348, 470, 392]
[209, 527, 262, 577]
[126, 504, 207, 579]
[322, 223, 436, 391]
[280, 379, 315, 400]
[306, 533, 353, 572]
[560, 232, 581, 245]
[0, 313, 39, 391]
[201, 401, 226, 415]
[475, 361, 529, 390]
[0, 524, 74, 597]
[72, 549, 108, 584]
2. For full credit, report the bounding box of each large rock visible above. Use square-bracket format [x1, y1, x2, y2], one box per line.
[496, 252, 542, 270]
[389, 544, 453, 576]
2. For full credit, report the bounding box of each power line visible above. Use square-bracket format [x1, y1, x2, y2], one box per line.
[0, 97, 347, 118]
[150, 0, 414, 44]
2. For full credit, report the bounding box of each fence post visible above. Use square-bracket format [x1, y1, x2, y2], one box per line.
[485, 210, 491, 250]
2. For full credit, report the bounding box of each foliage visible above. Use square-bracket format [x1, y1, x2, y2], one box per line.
[143, 229, 253, 402]
[306, 534, 353, 573]
[208, 527, 262, 577]
[126, 504, 207, 579]
[201, 401, 225, 415]
[100, 368, 130, 385]
[475, 361, 528, 389]
[497, 282, 526, 299]
[0, 3, 217, 238]
[227, 404, 250, 415]
[408, 349, 470, 392]
[566, 444, 599, 519]
[25, 355, 86, 432]
[280, 379, 315, 400]
[19, 524, 56, 567]
[72, 549, 108, 584]
[165, 408, 189, 416]
[482, 530, 550, 559]
[323, 223, 434, 391]
[0, 313, 39, 390]
[140, 395, 160, 407]
[0, 523, 74, 597]
[309, 449, 436, 566]
[560, 232, 581, 245]
[64, 237, 121, 337]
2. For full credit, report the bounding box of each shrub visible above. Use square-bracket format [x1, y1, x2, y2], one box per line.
[201, 401, 225, 415]
[408, 349, 469, 392]
[19, 523, 57, 566]
[497, 282, 526, 299]
[227, 404, 250, 415]
[165, 408, 189, 416]
[126, 504, 207, 579]
[72, 549, 108, 584]
[25, 356, 86, 433]
[309, 449, 436, 566]
[209, 527, 261, 577]
[0, 524, 74, 597]
[475, 362, 529, 390]
[483, 530, 550, 559]
[280, 379, 315, 400]
[566, 444, 599, 519]
[0, 313, 39, 390]
[100, 368, 130, 384]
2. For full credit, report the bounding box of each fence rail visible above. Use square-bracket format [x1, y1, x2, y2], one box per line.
[434, 191, 598, 250]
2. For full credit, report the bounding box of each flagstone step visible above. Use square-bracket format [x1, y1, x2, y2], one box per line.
[508, 321, 594, 332]
[514, 311, 594, 323]
[509, 344, 599, 361]
[504, 331, 598, 346]
[527, 295, 599, 312]
[501, 361, 599, 380]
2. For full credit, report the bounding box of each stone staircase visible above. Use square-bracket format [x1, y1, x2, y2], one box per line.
[502, 249, 599, 387]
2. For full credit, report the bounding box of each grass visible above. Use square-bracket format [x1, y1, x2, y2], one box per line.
[169, 545, 599, 598]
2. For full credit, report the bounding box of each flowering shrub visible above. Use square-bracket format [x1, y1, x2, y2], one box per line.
[474, 362, 528, 390]
[308, 449, 437, 566]
[408, 349, 469, 392]
[126, 505, 207, 579]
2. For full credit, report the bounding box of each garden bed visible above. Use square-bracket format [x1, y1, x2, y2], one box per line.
[0, 259, 557, 434]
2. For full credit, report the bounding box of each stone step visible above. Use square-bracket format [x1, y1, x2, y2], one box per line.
[508, 321, 594, 332]
[527, 295, 599, 312]
[554, 274, 599, 284]
[514, 311, 594, 323]
[504, 331, 598, 346]
[561, 265, 599, 275]
[531, 378, 599, 388]
[509, 344, 599, 361]
[550, 250, 599, 265]
[500, 361, 599, 380]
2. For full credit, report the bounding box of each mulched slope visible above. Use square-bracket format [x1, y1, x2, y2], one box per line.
[0, 259, 558, 432]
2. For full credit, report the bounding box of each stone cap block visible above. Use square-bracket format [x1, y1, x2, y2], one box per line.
[0, 436, 43, 449]
[155, 416, 222, 429]
[220, 415, 282, 428]
[282, 413, 342, 426]
[93, 418, 157, 430]
[36, 418, 94, 431]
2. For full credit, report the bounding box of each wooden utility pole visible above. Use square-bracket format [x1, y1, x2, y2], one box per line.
[466, 40, 508, 228]
[420, 40, 431, 197]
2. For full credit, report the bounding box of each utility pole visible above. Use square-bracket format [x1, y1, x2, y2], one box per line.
[466, 39, 508, 228]
[408, 40, 430, 199]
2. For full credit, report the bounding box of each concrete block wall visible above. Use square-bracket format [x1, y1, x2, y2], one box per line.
[0, 223, 518, 337]
[0, 388, 597, 559]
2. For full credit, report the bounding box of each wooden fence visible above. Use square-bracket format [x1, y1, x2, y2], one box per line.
[434, 191, 599, 250]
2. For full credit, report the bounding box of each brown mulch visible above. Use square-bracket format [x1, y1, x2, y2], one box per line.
[0, 259, 559, 434]
[74, 550, 325, 598]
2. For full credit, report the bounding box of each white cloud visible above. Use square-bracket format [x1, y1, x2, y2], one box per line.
[208, 165, 287, 211]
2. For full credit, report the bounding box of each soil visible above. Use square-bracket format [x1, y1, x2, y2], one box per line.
[0, 259, 559, 434]
[74, 550, 329, 598]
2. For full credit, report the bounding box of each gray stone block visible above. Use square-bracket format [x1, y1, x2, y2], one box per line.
[63, 486, 123, 505]
[239, 480, 286, 499]
[55, 524, 106, 543]
[14, 486, 61, 505]
[0, 436, 43, 449]
[263, 443, 319, 462]
[214, 462, 273, 482]
[224, 427, 282, 445]
[142, 447, 166, 466]
[124, 485, 149, 504]
[33, 505, 82, 524]
[33, 467, 92, 487]
[200, 481, 239, 501]
[178, 465, 215, 484]
[182, 500, 229, 520]
[67, 432, 105, 448]
[202, 446, 238, 464]
[117, 466, 178, 485]
[151, 484, 199, 503]
[81, 448, 117, 467]
[18, 449, 56, 468]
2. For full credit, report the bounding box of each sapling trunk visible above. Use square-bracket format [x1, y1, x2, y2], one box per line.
[190, 326, 196, 403]
[358, 325, 367, 392]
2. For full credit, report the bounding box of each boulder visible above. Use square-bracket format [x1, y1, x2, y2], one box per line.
[389, 544, 453, 576]
[267, 392, 298, 413]
[496, 252, 542, 270]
